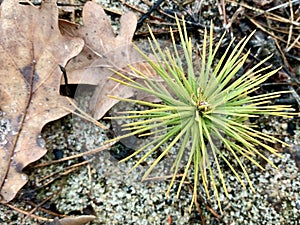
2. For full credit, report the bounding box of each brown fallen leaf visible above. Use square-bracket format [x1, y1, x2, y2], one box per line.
[0, 0, 84, 202]
[59, 1, 138, 84]
[60, 2, 159, 119]
[48, 215, 96, 225]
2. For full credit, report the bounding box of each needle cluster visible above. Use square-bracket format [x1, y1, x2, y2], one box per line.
[106, 17, 294, 210]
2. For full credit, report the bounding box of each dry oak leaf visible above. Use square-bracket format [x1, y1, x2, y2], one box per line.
[0, 0, 84, 203]
[60, 2, 158, 120]
[60, 1, 138, 83]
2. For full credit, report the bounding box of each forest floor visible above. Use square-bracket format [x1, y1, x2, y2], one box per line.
[0, 0, 299, 224]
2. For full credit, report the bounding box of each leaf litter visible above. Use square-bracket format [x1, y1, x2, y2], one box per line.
[60, 1, 161, 120]
[0, 1, 298, 223]
[0, 0, 158, 208]
[0, 0, 83, 203]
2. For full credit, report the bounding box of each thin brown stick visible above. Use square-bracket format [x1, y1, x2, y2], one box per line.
[3, 203, 52, 222]
[221, 0, 227, 26]
[27, 200, 66, 218]
[20, 194, 54, 225]
[64, 98, 108, 130]
[286, 34, 300, 52]
[118, 0, 146, 14]
[40, 167, 79, 187]
[143, 173, 184, 182]
[229, 1, 300, 26]
[226, 7, 244, 29]
[247, 17, 296, 47]
[141, 0, 170, 21]
[194, 195, 206, 225]
[264, 16, 293, 71]
[264, 14, 300, 26]
[32, 143, 113, 168]
[287, 0, 294, 50]
[36, 162, 90, 189]
[265, 0, 299, 12]
[187, 183, 228, 225]
[36, 160, 89, 185]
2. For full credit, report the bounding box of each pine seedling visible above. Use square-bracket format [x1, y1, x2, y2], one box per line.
[106, 16, 294, 210]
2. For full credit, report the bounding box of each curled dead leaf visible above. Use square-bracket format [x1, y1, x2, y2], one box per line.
[60, 2, 160, 119]
[60, 1, 138, 85]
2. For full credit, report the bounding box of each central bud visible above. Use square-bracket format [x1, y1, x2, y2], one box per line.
[196, 100, 210, 114]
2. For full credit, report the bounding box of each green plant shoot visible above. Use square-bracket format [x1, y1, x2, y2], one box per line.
[105, 16, 294, 211]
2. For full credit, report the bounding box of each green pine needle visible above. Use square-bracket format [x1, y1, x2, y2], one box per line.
[105, 16, 295, 211]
